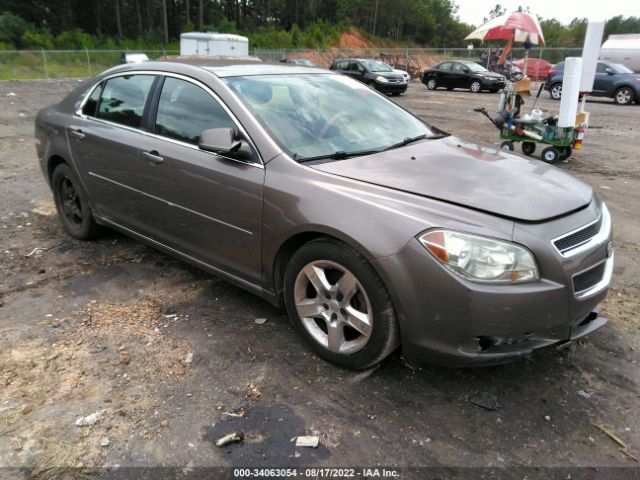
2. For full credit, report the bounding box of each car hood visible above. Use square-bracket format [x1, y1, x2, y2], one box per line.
[374, 71, 405, 80]
[310, 136, 593, 222]
[477, 71, 505, 79]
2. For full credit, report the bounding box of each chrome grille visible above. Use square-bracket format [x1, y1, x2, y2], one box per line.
[553, 217, 602, 254]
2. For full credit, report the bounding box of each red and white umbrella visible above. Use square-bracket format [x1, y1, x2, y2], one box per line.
[465, 12, 545, 45]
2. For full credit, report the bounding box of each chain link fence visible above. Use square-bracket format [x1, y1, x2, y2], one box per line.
[0, 47, 584, 80]
[0, 49, 179, 80]
[253, 47, 584, 79]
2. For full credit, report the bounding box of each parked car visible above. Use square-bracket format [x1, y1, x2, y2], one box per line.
[545, 61, 640, 105]
[36, 61, 612, 369]
[422, 60, 507, 93]
[384, 63, 411, 82]
[279, 58, 316, 67]
[330, 58, 407, 95]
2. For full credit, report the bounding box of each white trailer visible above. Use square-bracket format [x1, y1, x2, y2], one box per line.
[600, 34, 640, 72]
[179, 32, 249, 57]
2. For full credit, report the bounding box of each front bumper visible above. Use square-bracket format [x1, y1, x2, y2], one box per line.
[375, 82, 408, 94]
[374, 204, 612, 366]
[480, 78, 506, 90]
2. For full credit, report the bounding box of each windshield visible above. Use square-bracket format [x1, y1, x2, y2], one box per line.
[612, 63, 633, 74]
[224, 74, 437, 160]
[360, 60, 392, 72]
[463, 62, 487, 73]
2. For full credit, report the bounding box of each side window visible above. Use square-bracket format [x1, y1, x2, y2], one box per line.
[596, 63, 608, 74]
[97, 75, 154, 128]
[336, 61, 347, 70]
[439, 62, 452, 71]
[154, 77, 236, 145]
[451, 63, 465, 72]
[82, 82, 103, 117]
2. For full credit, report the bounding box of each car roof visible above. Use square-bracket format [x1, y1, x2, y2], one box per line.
[104, 59, 327, 78]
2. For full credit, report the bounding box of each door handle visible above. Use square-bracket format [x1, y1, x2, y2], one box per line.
[142, 150, 164, 165]
[69, 128, 85, 139]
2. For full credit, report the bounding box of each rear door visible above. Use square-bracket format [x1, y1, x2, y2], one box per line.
[133, 75, 265, 284]
[435, 62, 452, 86]
[66, 73, 157, 230]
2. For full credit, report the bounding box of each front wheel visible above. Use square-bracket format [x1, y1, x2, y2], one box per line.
[426, 78, 437, 90]
[470, 80, 482, 93]
[52, 163, 103, 240]
[541, 146, 560, 164]
[614, 86, 634, 105]
[549, 83, 562, 100]
[558, 146, 572, 160]
[283, 239, 399, 370]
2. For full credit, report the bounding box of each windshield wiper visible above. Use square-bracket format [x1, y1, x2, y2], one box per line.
[382, 134, 428, 151]
[297, 149, 380, 163]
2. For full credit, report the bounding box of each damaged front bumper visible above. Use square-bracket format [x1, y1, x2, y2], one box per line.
[374, 231, 612, 367]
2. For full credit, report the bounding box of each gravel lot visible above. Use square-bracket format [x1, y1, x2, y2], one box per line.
[0, 78, 639, 479]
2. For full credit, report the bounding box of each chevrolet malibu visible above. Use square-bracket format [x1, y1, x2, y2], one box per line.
[35, 61, 613, 369]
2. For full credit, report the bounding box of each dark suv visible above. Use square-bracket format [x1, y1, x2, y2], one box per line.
[545, 61, 640, 105]
[330, 58, 408, 95]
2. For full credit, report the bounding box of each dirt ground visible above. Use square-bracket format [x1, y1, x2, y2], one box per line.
[0, 78, 639, 479]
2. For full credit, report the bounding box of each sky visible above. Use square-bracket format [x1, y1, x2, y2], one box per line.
[455, 0, 640, 26]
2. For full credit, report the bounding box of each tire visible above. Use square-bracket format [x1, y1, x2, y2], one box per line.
[541, 146, 560, 164]
[470, 80, 482, 93]
[51, 163, 102, 240]
[283, 238, 399, 370]
[549, 83, 562, 100]
[391, 92, 401, 96]
[614, 86, 634, 105]
[500, 141, 514, 151]
[559, 146, 572, 160]
[446, 87, 454, 91]
[522, 141, 536, 156]
[426, 78, 437, 90]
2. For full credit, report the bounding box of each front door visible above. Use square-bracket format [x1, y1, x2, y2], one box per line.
[134, 76, 264, 284]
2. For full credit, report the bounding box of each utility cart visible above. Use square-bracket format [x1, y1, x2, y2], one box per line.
[474, 107, 585, 164]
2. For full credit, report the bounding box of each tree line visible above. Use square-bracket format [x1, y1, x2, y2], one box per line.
[0, 0, 639, 50]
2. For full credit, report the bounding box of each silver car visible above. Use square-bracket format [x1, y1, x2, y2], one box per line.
[35, 61, 613, 369]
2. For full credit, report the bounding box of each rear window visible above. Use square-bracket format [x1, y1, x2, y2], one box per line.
[96, 75, 155, 129]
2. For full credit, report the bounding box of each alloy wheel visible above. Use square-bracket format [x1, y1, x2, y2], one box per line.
[59, 177, 83, 226]
[293, 260, 372, 354]
[615, 87, 632, 105]
[427, 79, 437, 90]
[550, 84, 562, 100]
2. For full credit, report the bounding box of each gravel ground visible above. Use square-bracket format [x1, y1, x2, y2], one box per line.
[0, 78, 639, 479]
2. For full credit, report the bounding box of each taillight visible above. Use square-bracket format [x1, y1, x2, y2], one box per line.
[548, 69, 556, 75]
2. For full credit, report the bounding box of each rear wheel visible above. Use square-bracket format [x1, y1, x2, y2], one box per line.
[283, 238, 399, 370]
[549, 83, 562, 100]
[500, 141, 514, 151]
[614, 86, 634, 105]
[51, 163, 102, 240]
[541, 146, 560, 164]
[470, 80, 482, 93]
[522, 141, 536, 156]
[426, 78, 437, 90]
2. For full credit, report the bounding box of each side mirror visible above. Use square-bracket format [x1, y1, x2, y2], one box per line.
[463, 68, 470, 73]
[199, 128, 241, 154]
[606, 68, 614, 75]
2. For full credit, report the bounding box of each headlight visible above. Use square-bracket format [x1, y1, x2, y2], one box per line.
[418, 230, 539, 284]
[376, 76, 390, 84]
